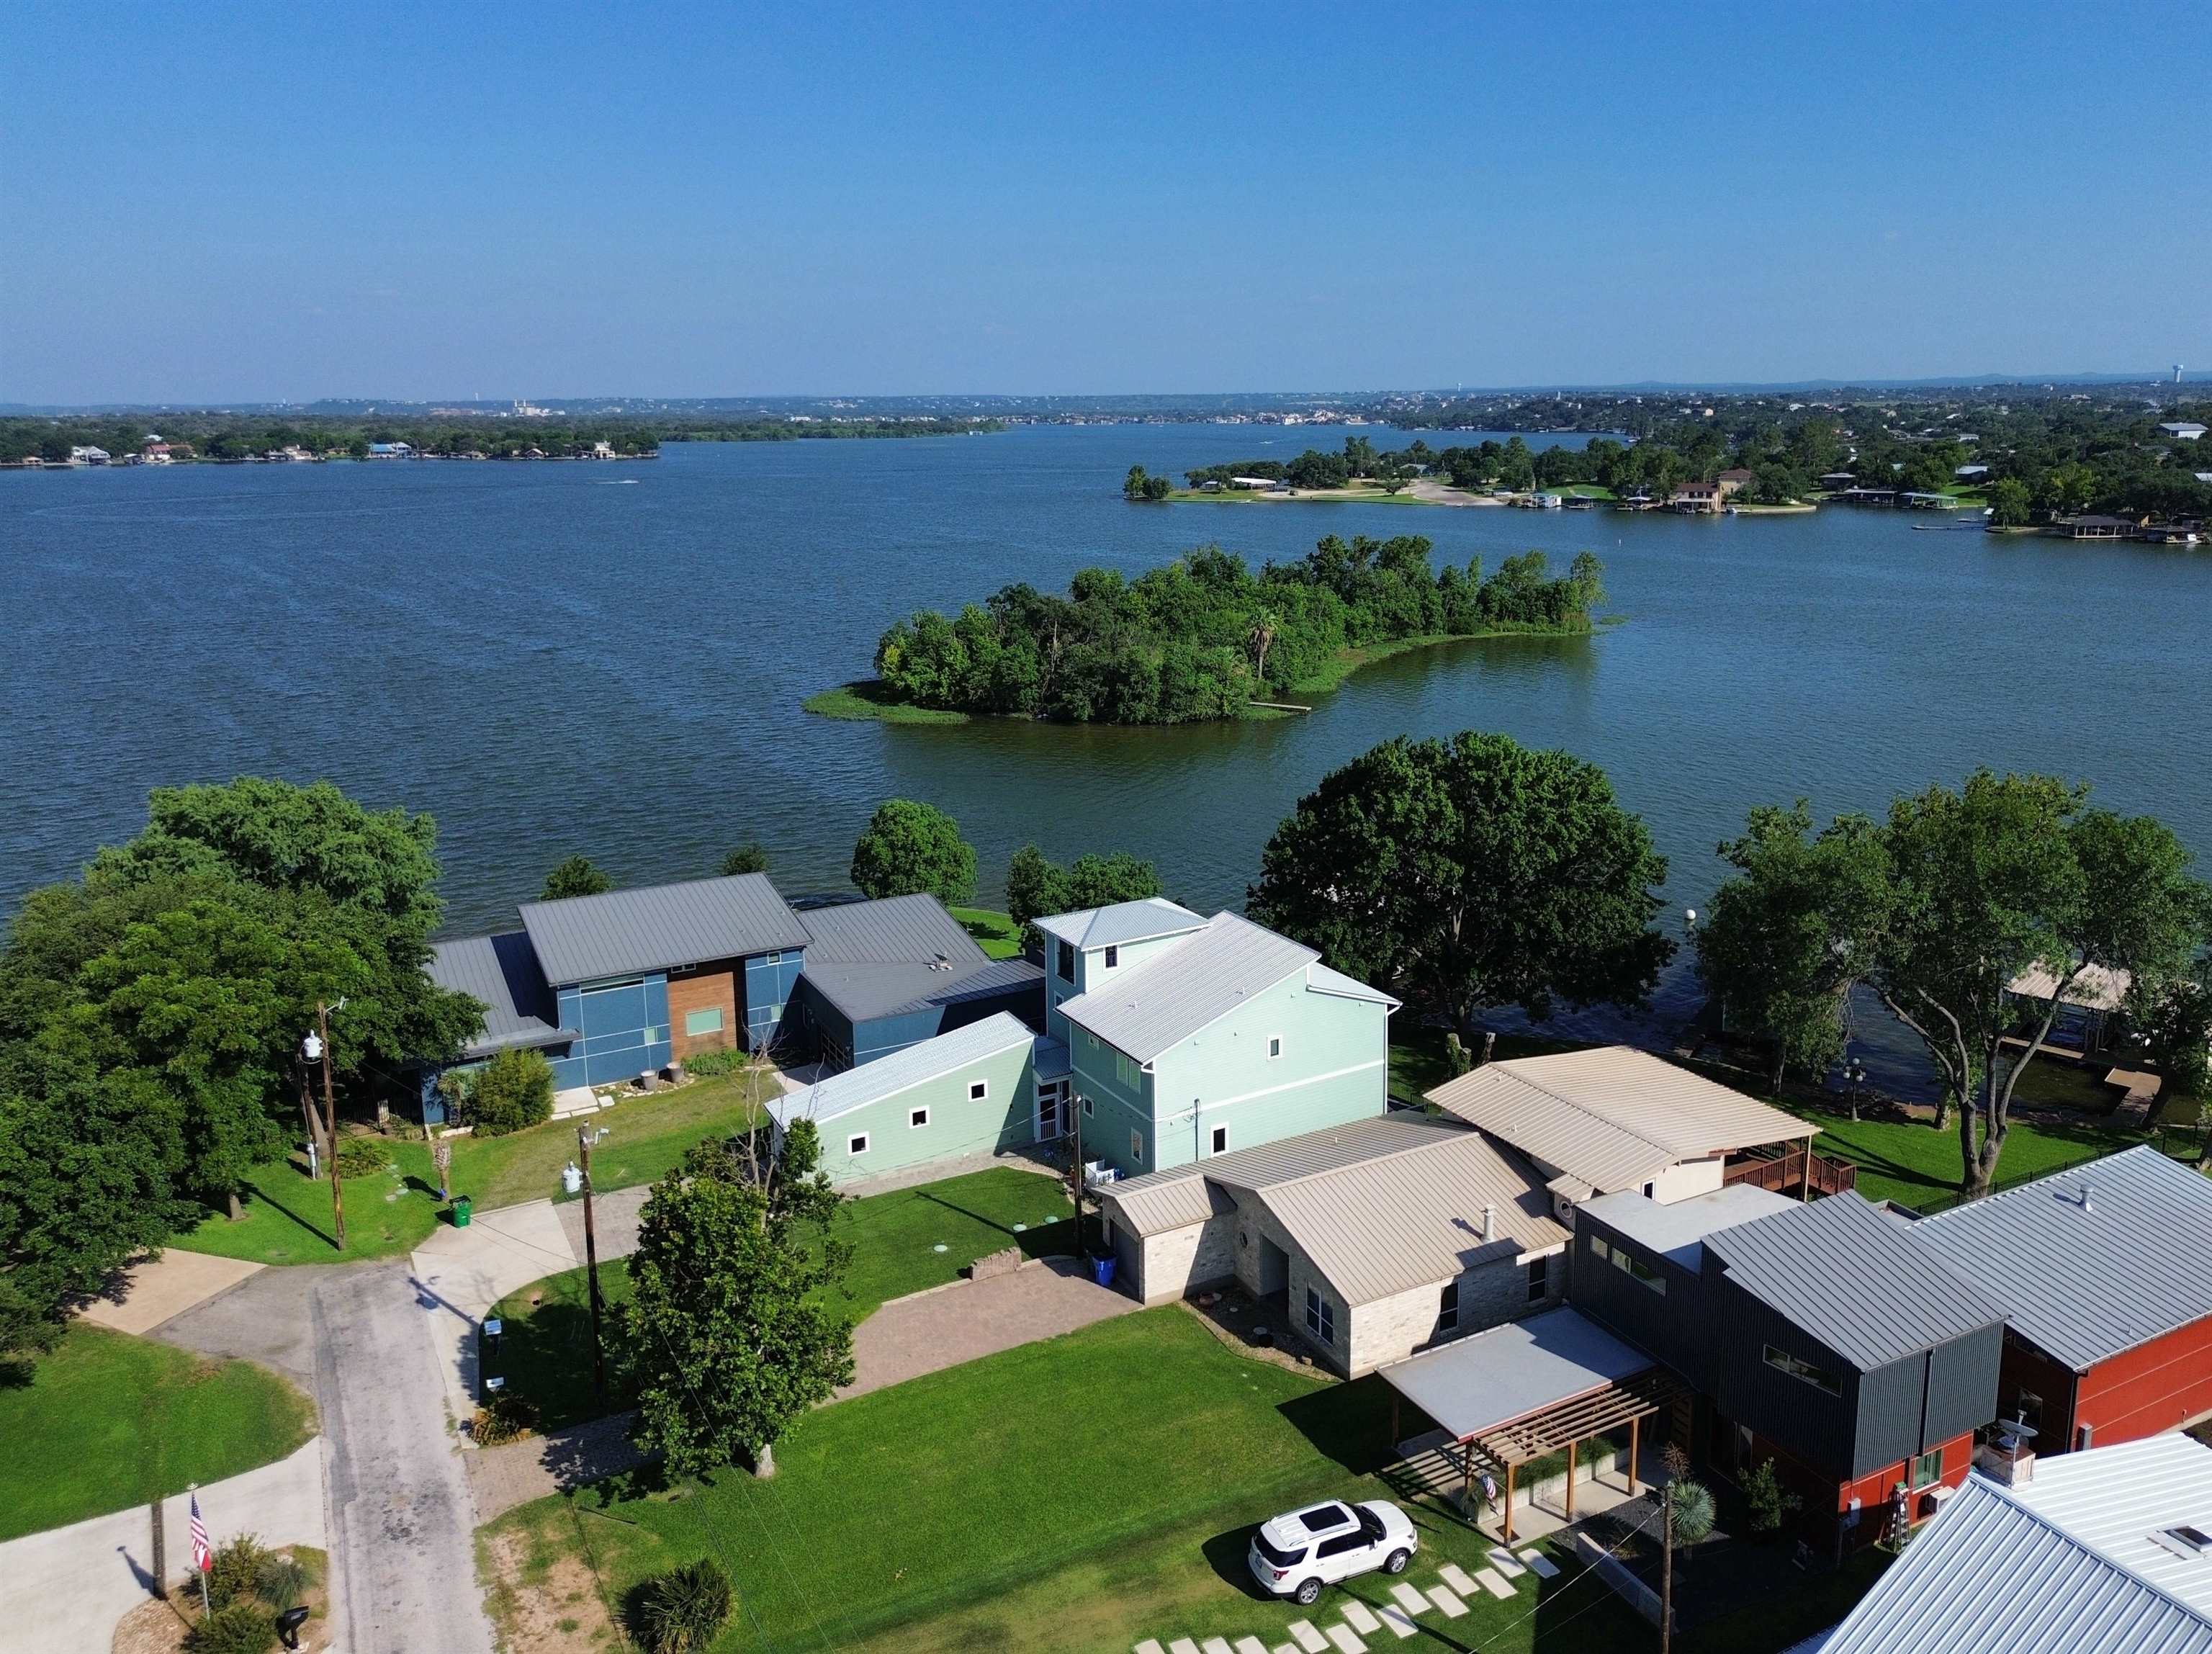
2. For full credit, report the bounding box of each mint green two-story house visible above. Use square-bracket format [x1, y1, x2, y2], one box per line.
[1038, 900, 1401, 1179]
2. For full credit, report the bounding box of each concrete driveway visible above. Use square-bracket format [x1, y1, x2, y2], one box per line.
[840, 1256, 1137, 1398]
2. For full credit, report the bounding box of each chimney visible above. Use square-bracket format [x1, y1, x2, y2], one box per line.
[1482, 1204, 1498, 1243]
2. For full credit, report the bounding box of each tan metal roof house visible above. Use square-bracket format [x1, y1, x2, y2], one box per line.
[1096, 1115, 1569, 1376]
[1426, 1046, 1814, 1216]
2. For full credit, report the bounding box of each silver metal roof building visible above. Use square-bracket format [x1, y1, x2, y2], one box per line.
[1809, 1434, 2212, 1654]
[1059, 911, 1395, 1064]
[1580, 1183, 1799, 1270]
[767, 1012, 1040, 1128]
[1099, 1114, 1566, 1305]
[1702, 1192, 2007, 1372]
[1912, 1145, 2212, 1371]
[794, 894, 1040, 1022]
[1426, 1046, 1814, 1194]
[1380, 1305, 1655, 1443]
[517, 873, 811, 985]
[427, 932, 578, 1057]
[1033, 898, 1207, 950]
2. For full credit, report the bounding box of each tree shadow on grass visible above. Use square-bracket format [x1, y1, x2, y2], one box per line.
[909, 1190, 1076, 1260]
[240, 1178, 341, 1253]
[490, 1298, 636, 1432]
[1277, 1376, 1396, 1476]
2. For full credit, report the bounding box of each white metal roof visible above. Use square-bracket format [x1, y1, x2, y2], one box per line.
[1912, 1146, 2212, 1371]
[1814, 1435, 2212, 1654]
[1426, 1046, 1814, 1193]
[1380, 1306, 1655, 1442]
[1033, 898, 1208, 950]
[765, 1012, 1037, 1128]
[1058, 911, 1393, 1063]
[1580, 1184, 1800, 1270]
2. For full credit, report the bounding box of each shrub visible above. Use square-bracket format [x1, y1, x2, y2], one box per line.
[1743, 1457, 1803, 1534]
[253, 1552, 309, 1614]
[634, 1558, 734, 1654]
[1668, 1478, 1717, 1548]
[187, 1603, 276, 1654]
[465, 1048, 554, 1138]
[472, 1391, 540, 1447]
[680, 1048, 747, 1079]
[333, 1135, 390, 1178]
[204, 1534, 274, 1610]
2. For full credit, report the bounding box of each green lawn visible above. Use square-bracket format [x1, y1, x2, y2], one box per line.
[1804, 1107, 2146, 1210]
[946, 905, 1023, 960]
[0, 1324, 315, 1540]
[483, 1308, 1851, 1653]
[801, 680, 972, 723]
[483, 1166, 1076, 1429]
[173, 1073, 778, 1266]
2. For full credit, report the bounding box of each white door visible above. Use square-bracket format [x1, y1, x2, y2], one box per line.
[1035, 1080, 1068, 1142]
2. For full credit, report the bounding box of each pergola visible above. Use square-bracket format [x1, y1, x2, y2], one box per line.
[1380, 1307, 1686, 1541]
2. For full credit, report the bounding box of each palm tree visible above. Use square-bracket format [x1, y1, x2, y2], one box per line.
[1247, 608, 1282, 688]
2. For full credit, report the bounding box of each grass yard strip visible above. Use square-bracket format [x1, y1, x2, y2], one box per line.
[484, 1165, 1076, 1428]
[1804, 1107, 2146, 1209]
[0, 1324, 315, 1540]
[946, 905, 1023, 960]
[172, 1074, 775, 1265]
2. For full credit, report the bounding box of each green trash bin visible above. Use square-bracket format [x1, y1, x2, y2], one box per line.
[452, 1195, 472, 1228]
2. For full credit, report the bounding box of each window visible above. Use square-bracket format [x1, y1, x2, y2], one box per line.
[1104, 945, 1118, 968]
[1129, 1128, 1144, 1164]
[1267, 1034, 1283, 1059]
[1437, 1279, 1460, 1331]
[1115, 1051, 1142, 1088]
[1641, 1181, 1656, 1198]
[1912, 1449, 1943, 1489]
[1763, 1344, 1843, 1397]
[1589, 1235, 1614, 1265]
[683, 1006, 724, 1038]
[762, 950, 783, 966]
[909, 1107, 930, 1129]
[1210, 1125, 1229, 1155]
[1082, 1095, 1094, 1116]
[1056, 940, 1076, 984]
[1303, 1286, 1336, 1345]
[1316, 1532, 1365, 1560]
[1254, 1534, 1307, 1568]
[1609, 1245, 1665, 1295]
[847, 1133, 871, 1156]
[968, 1079, 989, 1101]
[1527, 1257, 1550, 1303]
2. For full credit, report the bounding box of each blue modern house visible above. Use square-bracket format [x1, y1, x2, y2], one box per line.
[421, 873, 1041, 1120]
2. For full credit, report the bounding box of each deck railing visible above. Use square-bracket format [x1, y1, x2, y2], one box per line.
[1722, 1147, 1858, 1198]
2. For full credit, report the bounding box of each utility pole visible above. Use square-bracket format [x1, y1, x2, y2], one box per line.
[1660, 1479, 1675, 1654]
[310, 1004, 346, 1250]
[578, 1125, 607, 1404]
[1067, 1091, 1085, 1256]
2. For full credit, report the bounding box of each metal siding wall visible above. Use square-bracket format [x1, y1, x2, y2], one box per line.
[812, 1042, 1041, 1184]
[569, 973, 673, 1084]
[1923, 1325, 2003, 1447]
[743, 949, 804, 1043]
[1568, 1216, 1706, 1385]
[938, 979, 1046, 1035]
[1852, 1356, 1930, 1478]
[1702, 1265, 1858, 1478]
[851, 1006, 948, 1066]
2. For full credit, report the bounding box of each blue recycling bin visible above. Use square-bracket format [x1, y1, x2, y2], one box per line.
[1092, 1254, 1117, 1288]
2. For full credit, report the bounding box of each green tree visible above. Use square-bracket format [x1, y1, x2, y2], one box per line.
[850, 800, 976, 904]
[2135, 963, 2212, 1101]
[1742, 1458, 1802, 1535]
[1868, 773, 2208, 1192]
[541, 856, 613, 900]
[621, 1121, 853, 1478]
[1696, 804, 1891, 1094]
[719, 843, 770, 876]
[1249, 733, 1673, 1042]
[1004, 845, 1163, 930]
[1987, 477, 2034, 526]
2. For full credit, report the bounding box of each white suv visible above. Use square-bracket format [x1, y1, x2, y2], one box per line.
[1247, 1499, 1419, 1606]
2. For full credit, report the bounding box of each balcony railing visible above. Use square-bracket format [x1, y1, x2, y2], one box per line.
[1723, 1147, 1858, 1199]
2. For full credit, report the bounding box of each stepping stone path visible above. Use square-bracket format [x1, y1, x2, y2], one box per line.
[1389, 1583, 1429, 1615]
[1203, 1640, 1234, 1654]
[1517, 1548, 1561, 1579]
[1325, 1627, 1367, 1654]
[1290, 1623, 1330, 1653]
[1233, 1640, 1269, 1654]
[1487, 1547, 1527, 1579]
[1426, 1585, 1467, 1618]
[1341, 1601, 1382, 1635]
[1170, 1641, 1200, 1654]
[1437, 1563, 1480, 1597]
[1473, 1568, 1516, 1599]
[1377, 1605, 1418, 1639]
[1136, 1644, 1165, 1654]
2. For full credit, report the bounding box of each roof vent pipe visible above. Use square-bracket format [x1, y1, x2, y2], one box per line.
[1482, 1204, 1498, 1243]
[2081, 1185, 2095, 1214]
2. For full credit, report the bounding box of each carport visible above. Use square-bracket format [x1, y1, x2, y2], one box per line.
[1379, 1305, 1685, 1540]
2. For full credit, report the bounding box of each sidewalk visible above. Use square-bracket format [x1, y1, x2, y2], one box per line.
[77, 1249, 265, 1336]
[0, 1439, 325, 1654]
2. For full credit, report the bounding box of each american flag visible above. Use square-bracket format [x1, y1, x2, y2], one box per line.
[189, 1492, 212, 1574]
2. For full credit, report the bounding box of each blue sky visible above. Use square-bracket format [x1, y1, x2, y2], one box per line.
[4, 1, 2207, 403]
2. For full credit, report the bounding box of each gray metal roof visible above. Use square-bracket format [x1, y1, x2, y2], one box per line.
[767, 1013, 1039, 1128]
[1427, 1046, 1815, 1194]
[1061, 912, 1384, 1063]
[428, 932, 577, 1058]
[517, 873, 811, 986]
[1033, 898, 1208, 950]
[1912, 1146, 2212, 1371]
[1580, 1184, 1800, 1271]
[1379, 1307, 1655, 1442]
[1702, 1192, 2006, 1372]
[795, 894, 1037, 1024]
[1814, 1435, 2212, 1654]
[1099, 1115, 1565, 1305]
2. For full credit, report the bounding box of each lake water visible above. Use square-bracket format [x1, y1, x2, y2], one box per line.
[6, 426, 2208, 1092]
